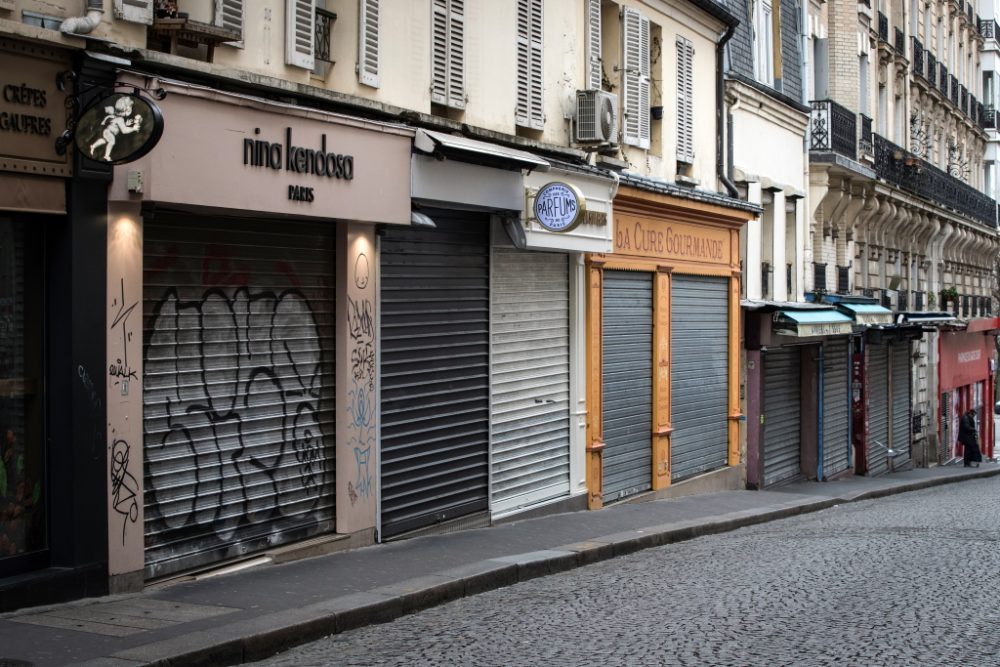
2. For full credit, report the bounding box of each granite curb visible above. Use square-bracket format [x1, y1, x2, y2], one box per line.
[72, 468, 1000, 667]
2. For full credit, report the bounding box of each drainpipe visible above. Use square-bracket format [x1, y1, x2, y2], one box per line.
[717, 24, 739, 198]
[817, 345, 825, 480]
[60, 0, 104, 35]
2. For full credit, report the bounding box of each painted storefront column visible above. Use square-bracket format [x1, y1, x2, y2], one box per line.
[746, 182, 763, 298]
[106, 201, 144, 592]
[336, 223, 377, 535]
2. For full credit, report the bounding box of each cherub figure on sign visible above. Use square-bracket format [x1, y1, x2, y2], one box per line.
[89, 96, 143, 162]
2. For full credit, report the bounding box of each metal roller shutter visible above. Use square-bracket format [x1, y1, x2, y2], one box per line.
[890, 342, 912, 468]
[143, 216, 336, 579]
[490, 248, 570, 516]
[602, 270, 652, 501]
[866, 343, 890, 476]
[671, 275, 729, 481]
[380, 213, 490, 537]
[763, 347, 801, 487]
[821, 339, 851, 479]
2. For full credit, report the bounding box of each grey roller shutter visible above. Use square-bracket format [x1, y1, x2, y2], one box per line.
[491, 249, 570, 516]
[867, 343, 889, 475]
[762, 347, 801, 487]
[602, 270, 652, 501]
[143, 216, 336, 579]
[671, 275, 729, 480]
[821, 339, 851, 479]
[890, 342, 912, 468]
[379, 213, 490, 537]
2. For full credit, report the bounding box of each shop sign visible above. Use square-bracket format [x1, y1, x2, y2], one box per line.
[614, 215, 729, 265]
[774, 321, 853, 337]
[533, 181, 585, 232]
[75, 93, 164, 165]
[0, 42, 71, 175]
[940, 332, 993, 391]
[243, 127, 355, 203]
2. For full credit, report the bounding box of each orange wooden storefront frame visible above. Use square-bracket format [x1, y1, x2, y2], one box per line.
[585, 186, 752, 509]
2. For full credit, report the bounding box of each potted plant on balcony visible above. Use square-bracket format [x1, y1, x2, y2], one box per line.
[940, 286, 958, 310]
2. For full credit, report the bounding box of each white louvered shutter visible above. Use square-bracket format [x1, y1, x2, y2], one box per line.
[676, 36, 695, 163]
[215, 0, 244, 42]
[587, 0, 602, 90]
[516, 0, 545, 130]
[114, 0, 152, 25]
[432, 0, 466, 108]
[286, 0, 316, 69]
[358, 0, 380, 87]
[622, 7, 650, 149]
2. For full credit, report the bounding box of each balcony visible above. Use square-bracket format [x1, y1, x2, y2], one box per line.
[873, 134, 998, 228]
[960, 86, 967, 115]
[894, 28, 905, 54]
[912, 38, 924, 78]
[927, 53, 937, 87]
[984, 106, 997, 130]
[878, 12, 889, 42]
[939, 63, 948, 96]
[315, 8, 336, 64]
[982, 19, 1000, 40]
[860, 114, 874, 158]
[950, 75, 959, 105]
[810, 100, 858, 160]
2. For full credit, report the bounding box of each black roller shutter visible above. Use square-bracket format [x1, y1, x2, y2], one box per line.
[821, 339, 851, 479]
[763, 347, 801, 487]
[867, 343, 890, 475]
[143, 216, 336, 579]
[379, 212, 490, 537]
[890, 342, 912, 468]
[601, 270, 652, 501]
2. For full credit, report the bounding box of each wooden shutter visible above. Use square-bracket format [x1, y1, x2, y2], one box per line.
[676, 35, 695, 163]
[215, 0, 244, 42]
[587, 0, 602, 90]
[114, 0, 152, 25]
[358, 0, 380, 87]
[432, 0, 466, 108]
[622, 6, 649, 149]
[516, 0, 544, 130]
[286, 0, 316, 69]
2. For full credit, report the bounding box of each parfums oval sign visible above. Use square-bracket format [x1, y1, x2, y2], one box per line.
[533, 181, 586, 232]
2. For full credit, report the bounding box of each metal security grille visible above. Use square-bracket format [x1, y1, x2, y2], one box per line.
[380, 213, 490, 537]
[143, 216, 336, 579]
[890, 342, 912, 468]
[671, 275, 729, 481]
[867, 343, 890, 476]
[821, 339, 851, 479]
[763, 347, 802, 487]
[601, 270, 652, 501]
[490, 248, 570, 516]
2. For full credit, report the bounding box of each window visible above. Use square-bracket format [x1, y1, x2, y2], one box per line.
[586, 0, 602, 90]
[622, 6, 650, 148]
[516, 0, 544, 130]
[753, 0, 774, 86]
[676, 35, 694, 163]
[432, 0, 465, 109]
[215, 0, 244, 42]
[358, 0, 380, 87]
[114, 0, 152, 24]
[286, 0, 316, 69]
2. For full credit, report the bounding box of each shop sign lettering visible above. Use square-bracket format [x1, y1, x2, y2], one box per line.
[615, 219, 726, 262]
[957, 349, 982, 364]
[243, 127, 355, 203]
[0, 83, 51, 136]
[534, 182, 585, 232]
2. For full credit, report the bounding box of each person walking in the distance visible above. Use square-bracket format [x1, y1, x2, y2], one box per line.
[959, 409, 983, 468]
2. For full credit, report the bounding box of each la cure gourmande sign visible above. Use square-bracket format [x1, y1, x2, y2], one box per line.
[242, 127, 355, 202]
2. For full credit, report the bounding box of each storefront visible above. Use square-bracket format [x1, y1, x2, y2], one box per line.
[585, 181, 755, 508]
[744, 304, 855, 488]
[938, 318, 999, 462]
[106, 73, 411, 582]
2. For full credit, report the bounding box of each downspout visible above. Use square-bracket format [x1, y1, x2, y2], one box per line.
[717, 24, 740, 198]
[817, 344, 825, 480]
[60, 0, 104, 35]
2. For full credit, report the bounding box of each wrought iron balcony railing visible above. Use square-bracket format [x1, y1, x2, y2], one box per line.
[878, 12, 889, 42]
[315, 8, 336, 63]
[927, 53, 937, 87]
[982, 19, 1000, 40]
[960, 86, 967, 115]
[894, 27, 905, 54]
[873, 133, 998, 228]
[939, 63, 949, 96]
[860, 114, 874, 157]
[984, 106, 997, 130]
[950, 75, 959, 105]
[912, 38, 924, 77]
[810, 99, 857, 159]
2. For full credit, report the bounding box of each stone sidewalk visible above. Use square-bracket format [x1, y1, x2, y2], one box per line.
[1, 464, 997, 667]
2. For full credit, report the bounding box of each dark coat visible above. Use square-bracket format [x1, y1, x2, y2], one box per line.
[959, 413, 983, 464]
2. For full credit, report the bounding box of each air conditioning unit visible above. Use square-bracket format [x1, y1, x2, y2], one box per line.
[575, 89, 618, 144]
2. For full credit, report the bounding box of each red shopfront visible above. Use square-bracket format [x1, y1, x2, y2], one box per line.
[939, 320, 1000, 461]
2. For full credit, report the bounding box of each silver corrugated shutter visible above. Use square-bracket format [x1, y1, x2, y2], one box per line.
[601, 270, 652, 501]
[143, 216, 336, 579]
[763, 347, 801, 487]
[890, 342, 911, 468]
[671, 275, 729, 481]
[379, 213, 490, 537]
[821, 339, 851, 479]
[866, 343, 890, 476]
[490, 248, 570, 516]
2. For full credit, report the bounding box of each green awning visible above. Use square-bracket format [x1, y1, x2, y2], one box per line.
[837, 303, 894, 326]
[773, 309, 854, 337]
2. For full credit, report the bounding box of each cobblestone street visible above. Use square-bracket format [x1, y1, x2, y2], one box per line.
[249, 476, 1000, 667]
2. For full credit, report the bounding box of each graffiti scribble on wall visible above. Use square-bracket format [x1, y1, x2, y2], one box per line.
[347, 295, 375, 503]
[110, 437, 139, 544]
